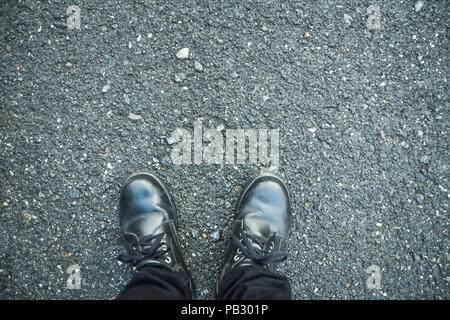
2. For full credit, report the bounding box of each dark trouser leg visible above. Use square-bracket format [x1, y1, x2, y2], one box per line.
[117, 265, 192, 300]
[216, 265, 291, 300]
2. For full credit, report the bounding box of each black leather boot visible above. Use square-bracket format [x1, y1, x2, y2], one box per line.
[117, 172, 194, 296]
[218, 173, 291, 290]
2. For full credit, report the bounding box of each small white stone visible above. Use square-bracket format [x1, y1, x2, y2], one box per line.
[174, 73, 185, 82]
[176, 48, 189, 59]
[128, 113, 141, 120]
[415, 1, 424, 12]
[101, 84, 111, 93]
[194, 61, 203, 71]
[343, 14, 352, 25]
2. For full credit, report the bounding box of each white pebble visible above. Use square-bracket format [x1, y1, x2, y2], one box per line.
[128, 113, 141, 120]
[101, 84, 111, 93]
[194, 61, 203, 71]
[415, 1, 424, 12]
[176, 48, 189, 59]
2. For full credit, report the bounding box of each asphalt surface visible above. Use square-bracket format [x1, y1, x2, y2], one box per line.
[0, 0, 448, 299]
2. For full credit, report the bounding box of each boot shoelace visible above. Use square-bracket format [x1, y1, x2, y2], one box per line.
[231, 230, 287, 265]
[118, 233, 171, 266]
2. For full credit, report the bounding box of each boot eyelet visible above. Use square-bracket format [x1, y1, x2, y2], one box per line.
[165, 256, 172, 264]
[234, 254, 240, 261]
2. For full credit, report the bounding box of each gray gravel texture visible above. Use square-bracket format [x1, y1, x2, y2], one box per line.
[0, 0, 448, 299]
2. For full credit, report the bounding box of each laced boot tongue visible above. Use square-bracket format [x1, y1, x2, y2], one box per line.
[232, 226, 287, 267]
[242, 222, 273, 251]
[240, 236, 267, 265]
[117, 229, 170, 270]
[251, 241, 263, 251]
